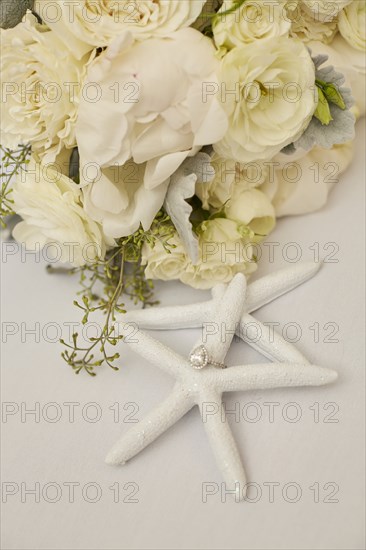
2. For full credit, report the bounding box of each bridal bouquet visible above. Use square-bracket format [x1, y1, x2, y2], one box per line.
[1, 0, 364, 374]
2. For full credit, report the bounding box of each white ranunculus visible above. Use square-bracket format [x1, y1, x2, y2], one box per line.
[213, 0, 291, 55]
[302, 0, 352, 21]
[196, 153, 270, 209]
[12, 158, 109, 266]
[34, 0, 206, 58]
[0, 12, 89, 163]
[288, 1, 338, 42]
[76, 29, 228, 191]
[214, 36, 317, 163]
[308, 35, 366, 117]
[81, 160, 170, 238]
[261, 140, 354, 216]
[338, 0, 366, 52]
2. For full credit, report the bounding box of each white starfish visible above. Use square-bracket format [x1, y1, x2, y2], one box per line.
[120, 262, 322, 364]
[106, 266, 337, 500]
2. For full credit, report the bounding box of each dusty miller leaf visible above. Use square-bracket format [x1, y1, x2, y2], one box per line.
[164, 153, 215, 265]
[282, 53, 355, 154]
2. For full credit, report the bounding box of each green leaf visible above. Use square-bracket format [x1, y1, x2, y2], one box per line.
[322, 83, 346, 110]
[314, 87, 333, 126]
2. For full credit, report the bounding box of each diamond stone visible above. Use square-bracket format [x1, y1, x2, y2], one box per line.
[189, 345, 208, 369]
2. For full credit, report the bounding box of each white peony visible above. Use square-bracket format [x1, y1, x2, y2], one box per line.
[338, 0, 366, 52]
[0, 12, 89, 163]
[34, 0, 206, 58]
[308, 35, 366, 117]
[12, 158, 109, 266]
[261, 140, 354, 216]
[302, 0, 352, 21]
[213, 0, 291, 55]
[81, 160, 170, 238]
[76, 28, 228, 192]
[214, 36, 317, 163]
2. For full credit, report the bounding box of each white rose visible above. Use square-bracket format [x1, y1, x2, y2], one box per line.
[12, 158, 109, 266]
[261, 140, 354, 216]
[196, 153, 270, 209]
[213, 0, 291, 55]
[182, 218, 258, 289]
[0, 12, 89, 163]
[338, 0, 366, 52]
[142, 236, 189, 281]
[181, 259, 255, 289]
[214, 36, 317, 163]
[302, 0, 352, 21]
[34, 0, 206, 58]
[225, 188, 276, 238]
[81, 160, 169, 238]
[142, 218, 260, 290]
[76, 29, 228, 191]
[308, 35, 366, 117]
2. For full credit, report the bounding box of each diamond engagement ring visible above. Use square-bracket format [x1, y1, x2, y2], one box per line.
[189, 345, 227, 370]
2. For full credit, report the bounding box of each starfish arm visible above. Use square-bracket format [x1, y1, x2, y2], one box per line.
[121, 301, 214, 330]
[116, 325, 186, 377]
[198, 390, 247, 501]
[105, 385, 194, 465]
[240, 313, 309, 364]
[192, 273, 247, 363]
[216, 363, 338, 392]
[245, 262, 321, 313]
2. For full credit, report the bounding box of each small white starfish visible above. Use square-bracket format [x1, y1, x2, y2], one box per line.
[106, 265, 337, 500]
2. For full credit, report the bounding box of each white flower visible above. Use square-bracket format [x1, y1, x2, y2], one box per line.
[214, 36, 317, 163]
[196, 153, 270, 209]
[76, 28, 228, 191]
[183, 218, 259, 289]
[308, 35, 366, 117]
[225, 187, 276, 237]
[12, 157, 109, 266]
[81, 160, 170, 238]
[34, 0, 206, 58]
[142, 189, 275, 290]
[261, 141, 354, 216]
[338, 1, 366, 52]
[302, 0, 352, 21]
[213, 0, 291, 55]
[142, 236, 189, 282]
[288, 1, 337, 43]
[143, 219, 258, 290]
[0, 13, 89, 163]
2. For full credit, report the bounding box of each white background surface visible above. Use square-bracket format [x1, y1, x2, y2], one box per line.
[1, 120, 365, 550]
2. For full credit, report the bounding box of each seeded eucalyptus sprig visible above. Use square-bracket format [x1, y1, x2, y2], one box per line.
[0, 144, 31, 227]
[59, 211, 176, 376]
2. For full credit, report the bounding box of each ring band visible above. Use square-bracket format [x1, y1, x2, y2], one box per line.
[189, 345, 227, 370]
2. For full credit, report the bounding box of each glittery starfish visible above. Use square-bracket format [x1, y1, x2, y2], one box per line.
[120, 262, 322, 364]
[106, 267, 337, 500]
